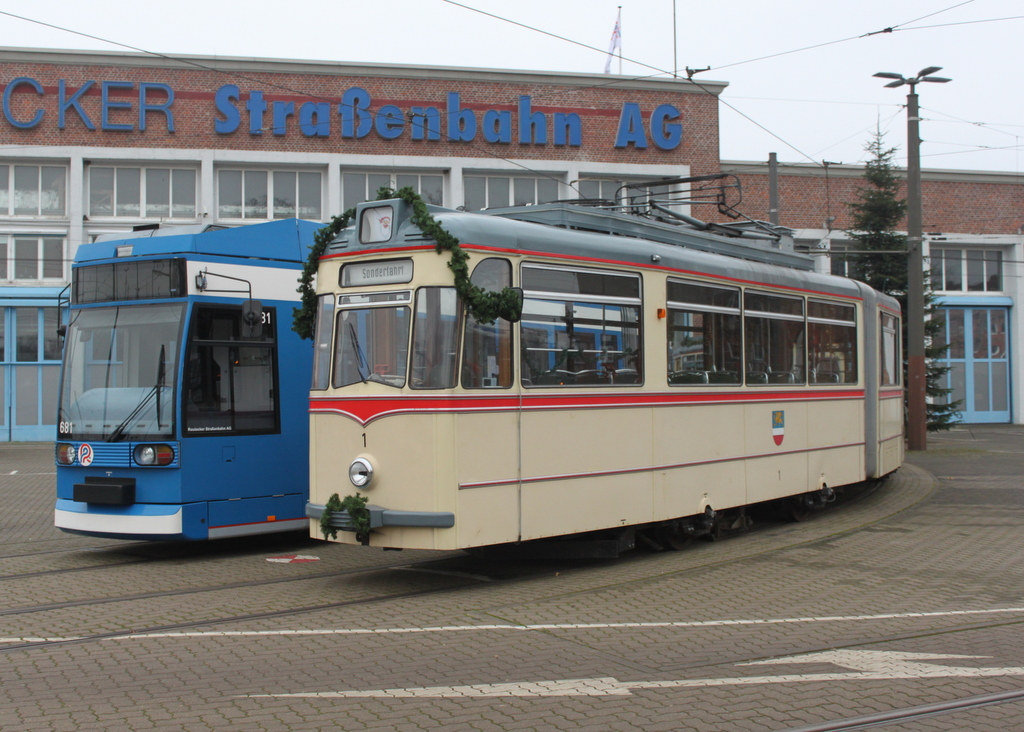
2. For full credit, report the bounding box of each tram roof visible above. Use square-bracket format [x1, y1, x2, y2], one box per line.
[76, 219, 321, 264]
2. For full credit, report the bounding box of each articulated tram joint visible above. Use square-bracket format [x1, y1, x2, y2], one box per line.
[305, 502, 455, 530]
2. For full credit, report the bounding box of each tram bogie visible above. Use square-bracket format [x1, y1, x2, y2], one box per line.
[306, 197, 904, 552]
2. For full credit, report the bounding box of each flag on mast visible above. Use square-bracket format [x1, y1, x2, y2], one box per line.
[604, 11, 621, 74]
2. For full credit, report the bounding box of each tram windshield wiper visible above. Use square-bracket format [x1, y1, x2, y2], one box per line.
[348, 323, 369, 384]
[107, 345, 167, 442]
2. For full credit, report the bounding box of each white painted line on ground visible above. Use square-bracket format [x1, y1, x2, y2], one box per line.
[3, 606, 1023, 645]
[246, 651, 1024, 698]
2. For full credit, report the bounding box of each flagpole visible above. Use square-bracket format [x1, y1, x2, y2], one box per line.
[618, 6, 622, 75]
[672, 0, 677, 77]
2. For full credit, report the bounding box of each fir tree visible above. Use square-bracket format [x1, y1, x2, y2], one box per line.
[845, 132, 960, 431]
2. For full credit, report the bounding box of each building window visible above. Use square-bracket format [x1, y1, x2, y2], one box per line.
[578, 179, 624, 203]
[89, 166, 196, 218]
[930, 248, 1002, 292]
[0, 165, 66, 216]
[1, 236, 65, 281]
[464, 175, 560, 211]
[218, 169, 321, 220]
[343, 172, 442, 211]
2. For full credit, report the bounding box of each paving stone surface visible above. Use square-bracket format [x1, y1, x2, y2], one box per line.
[1, 425, 1022, 730]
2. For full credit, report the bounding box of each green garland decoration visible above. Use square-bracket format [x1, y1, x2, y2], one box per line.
[292, 187, 522, 339]
[319, 491, 371, 542]
[319, 492, 345, 540]
[292, 208, 355, 340]
[392, 186, 522, 325]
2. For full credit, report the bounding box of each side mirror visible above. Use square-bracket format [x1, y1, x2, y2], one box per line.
[241, 299, 263, 338]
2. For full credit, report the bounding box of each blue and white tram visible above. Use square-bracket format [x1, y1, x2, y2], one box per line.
[306, 197, 904, 551]
[55, 219, 319, 540]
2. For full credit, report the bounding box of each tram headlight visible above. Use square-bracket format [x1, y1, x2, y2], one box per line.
[349, 457, 374, 489]
[133, 444, 175, 466]
[56, 444, 76, 465]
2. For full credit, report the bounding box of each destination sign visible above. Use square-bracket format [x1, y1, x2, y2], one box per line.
[341, 259, 414, 287]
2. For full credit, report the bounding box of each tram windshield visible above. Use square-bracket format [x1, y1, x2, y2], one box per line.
[58, 303, 184, 441]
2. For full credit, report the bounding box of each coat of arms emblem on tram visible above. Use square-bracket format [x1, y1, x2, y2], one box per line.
[772, 411, 785, 446]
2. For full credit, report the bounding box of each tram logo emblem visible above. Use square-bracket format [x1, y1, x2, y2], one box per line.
[78, 443, 94, 466]
[772, 411, 785, 446]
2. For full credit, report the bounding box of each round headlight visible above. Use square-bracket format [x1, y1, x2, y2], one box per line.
[56, 444, 76, 465]
[349, 457, 374, 488]
[133, 444, 174, 466]
[134, 445, 157, 465]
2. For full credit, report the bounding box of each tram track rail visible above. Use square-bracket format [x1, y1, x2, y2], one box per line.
[782, 686, 1024, 731]
[0, 554, 458, 617]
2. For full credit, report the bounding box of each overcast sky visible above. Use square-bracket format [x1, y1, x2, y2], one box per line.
[2, 0, 1021, 174]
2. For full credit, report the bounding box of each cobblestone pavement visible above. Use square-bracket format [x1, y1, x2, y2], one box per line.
[1, 426, 1022, 731]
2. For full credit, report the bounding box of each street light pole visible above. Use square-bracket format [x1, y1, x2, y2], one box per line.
[873, 67, 951, 452]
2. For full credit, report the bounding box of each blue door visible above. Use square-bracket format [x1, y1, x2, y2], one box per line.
[936, 306, 1011, 424]
[0, 304, 63, 441]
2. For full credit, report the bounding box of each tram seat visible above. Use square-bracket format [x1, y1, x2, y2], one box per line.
[574, 370, 609, 385]
[811, 369, 840, 383]
[768, 371, 796, 384]
[534, 370, 575, 385]
[746, 371, 768, 384]
[611, 369, 640, 384]
[707, 370, 739, 384]
[670, 371, 708, 384]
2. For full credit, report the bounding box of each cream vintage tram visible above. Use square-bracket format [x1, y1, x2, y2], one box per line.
[304, 193, 903, 552]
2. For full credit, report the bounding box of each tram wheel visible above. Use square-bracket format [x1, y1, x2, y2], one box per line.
[656, 525, 692, 551]
[785, 497, 812, 522]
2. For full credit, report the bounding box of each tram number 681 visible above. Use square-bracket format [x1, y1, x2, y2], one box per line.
[59, 421, 74, 436]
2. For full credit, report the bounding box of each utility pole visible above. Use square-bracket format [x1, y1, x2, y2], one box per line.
[873, 67, 951, 452]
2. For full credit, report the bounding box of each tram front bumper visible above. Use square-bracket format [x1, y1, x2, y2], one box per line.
[305, 502, 455, 531]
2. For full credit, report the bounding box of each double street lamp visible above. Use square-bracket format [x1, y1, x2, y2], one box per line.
[873, 67, 951, 452]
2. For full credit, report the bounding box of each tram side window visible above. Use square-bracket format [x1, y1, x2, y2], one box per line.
[311, 294, 335, 390]
[666, 280, 741, 385]
[520, 265, 642, 387]
[744, 292, 805, 385]
[880, 313, 901, 386]
[184, 305, 278, 435]
[462, 258, 513, 388]
[808, 300, 858, 384]
[411, 287, 461, 389]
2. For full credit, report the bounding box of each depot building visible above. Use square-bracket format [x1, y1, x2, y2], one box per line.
[1, 47, 1020, 439]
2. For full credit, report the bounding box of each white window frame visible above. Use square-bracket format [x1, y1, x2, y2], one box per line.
[1, 235, 66, 282]
[88, 165, 197, 220]
[463, 174, 563, 211]
[342, 171, 443, 211]
[930, 247, 1004, 293]
[0, 164, 67, 217]
[217, 168, 322, 221]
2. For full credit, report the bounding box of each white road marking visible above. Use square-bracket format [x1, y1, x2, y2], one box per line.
[3, 607, 1024, 646]
[247, 651, 1024, 698]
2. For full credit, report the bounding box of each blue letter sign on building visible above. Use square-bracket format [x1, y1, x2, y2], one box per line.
[2, 77, 683, 150]
[2, 77, 45, 128]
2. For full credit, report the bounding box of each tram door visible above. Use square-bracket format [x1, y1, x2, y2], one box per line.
[934, 307, 1010, 423]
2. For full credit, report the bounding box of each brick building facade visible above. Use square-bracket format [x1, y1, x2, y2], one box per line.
[0, 48, 1019, 437]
